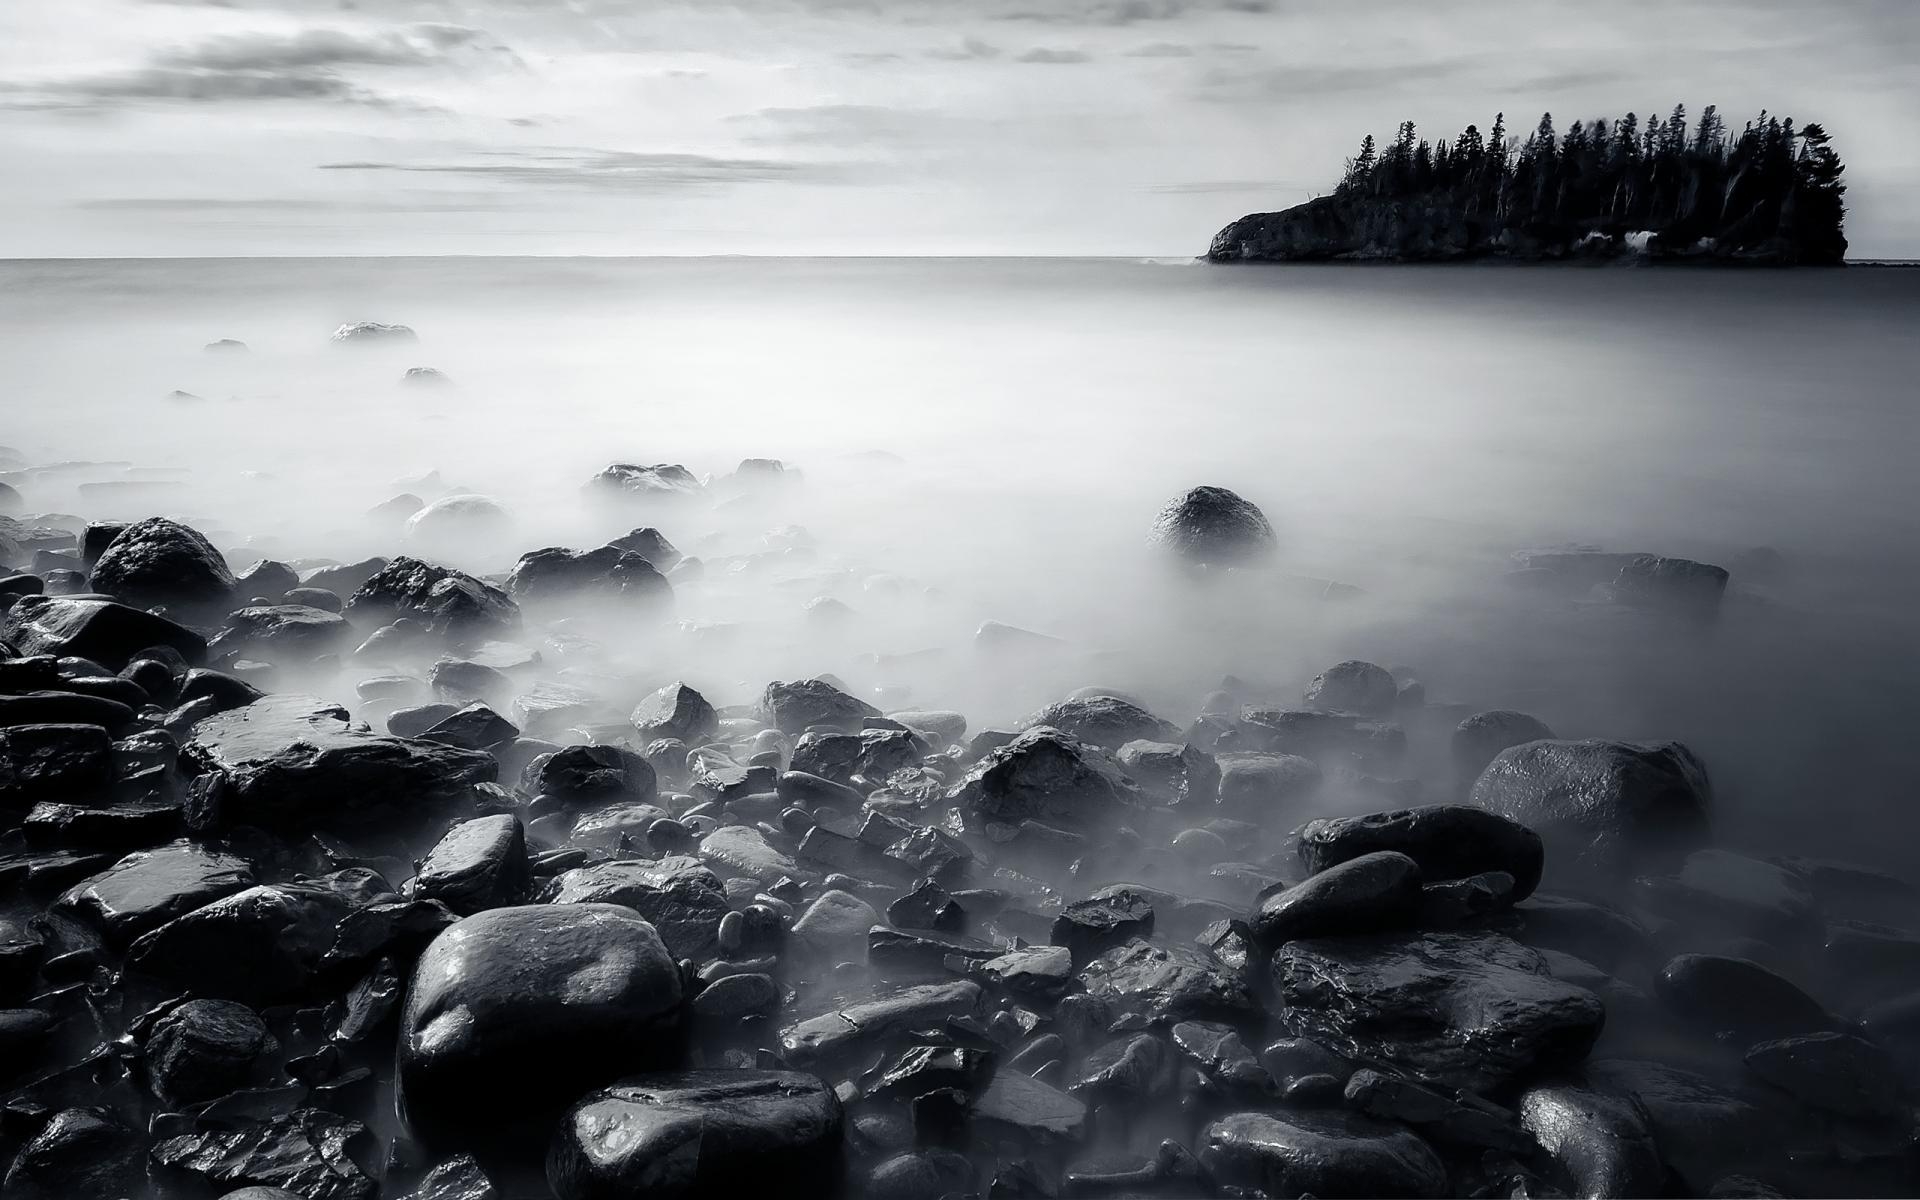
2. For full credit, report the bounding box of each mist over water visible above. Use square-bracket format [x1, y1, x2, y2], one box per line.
[5, 255, 1918, 869]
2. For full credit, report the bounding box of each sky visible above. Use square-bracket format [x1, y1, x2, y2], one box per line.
[2, 0, 1916, 258]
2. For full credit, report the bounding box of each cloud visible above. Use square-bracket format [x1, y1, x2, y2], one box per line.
[1126, 42, 1196, 57]
[1015, 47, 1093, 64]
[318, 148, 856, 191]
[77, 194, 527, 213]
[925, 37, 1002, 61]
[731, 104, 936, 147]
[1000, 0, 1269, 24]
[1196, 58, 1479, 102]
[8, 67, 387, 107]
[154, 25, 497, 71]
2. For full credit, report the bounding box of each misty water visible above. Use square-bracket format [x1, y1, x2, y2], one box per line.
[5, 256, 1918, 872]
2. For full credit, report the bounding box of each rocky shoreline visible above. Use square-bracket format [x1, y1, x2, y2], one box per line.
[2, 442, 1917, 1198]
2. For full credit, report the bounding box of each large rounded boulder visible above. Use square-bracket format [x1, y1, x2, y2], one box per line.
[89, 517, 236, 614]
[1470, 738, 1711, 878]
[1149, 486, 1276, 566]
[398, 904, 684, 1147]
[507, 545, 671, 613]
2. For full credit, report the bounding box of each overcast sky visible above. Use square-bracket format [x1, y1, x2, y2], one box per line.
[3, 0, 1915, 257]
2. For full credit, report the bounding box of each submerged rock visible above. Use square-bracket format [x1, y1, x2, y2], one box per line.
[548, 1070, 843, 1200]
[399, 904, 684, 1147]
[1608, 553, 1730, 617]
[1470, 738, 1712, 878]
[332, 321, 416, 343]
[1148, 486, 1277, 566]
[1200, 1109, 1447, 1198]
[1303, 659, 1398, 716]
[588, 463, 705, 503]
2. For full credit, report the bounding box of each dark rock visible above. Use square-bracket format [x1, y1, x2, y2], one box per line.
[524, 743, 656, 808]
[344, 557, 520, 640]
[1452, 710, 1557, 780]
[2, 1107, 144, 1199]
[868, 925, 1003, 974]
[950, 725, 1141, 827]
[780, 979, 982, 1064]
[889, 879, 965, 931]
[211, 604, 355, 662]
[866, 1149, 974, 1200]
[283, 586, 342, 613]
[0, 689, 135, 731]
[429, 658, 511, 705]
[588, 462, 705, 504]
[1271, 931, 1605, 1094]
[1608, 553, 1730, 617]
[395, 1154, 496, 1200]
[301, 557, 388, 597]
[979, 945, 1074, 999]
[1148, 486, 1276, 566]
[1077, 937, 1260, 1025]
[1251, 851, 1423, 947]
[506, 545, 671, 611]
[1470, 738, 1712, 878]
[1635, 849, 1818, 944]
[90, 516, 237, 613]
[332, 321, 415, 342]
[1, 593, 206, 668]
[184, 695, 496, 831]
[399, 904, 684, 1147]
[692, 971, 779, 1021]
[150, 1107, 375, 1200]
[754, 678, 879, 735]
[790, 727, 924, 787]
[1655, 954, 1834, 1041]
[1304, 660, 1397, 716]
[698, 824, 798, 884]
[547, 1069, 842, 1200]
[1025, 694, 1177, 750]
[1509, 892, 1657, 972]
[142, 997, 275, 1107]
[1416, 871, 1518, 927]
[1170, 1020, 1272, 1095]
[127, 882, 351, 1001]
[971, 1069, 1087, 1142]
[178, 667, 267, 714]
[1215, 752, 1321, 815]
[55, 839, 255, 947]
[631, 681, 717, 743]
[413, 814, 527, 915]
[1743, 1031, 1905, 1118]
[1344, 1068, 1532, 1152]
[1199, 1109, 1447, 1198]
[1297, 804, 1544, 902]
[0, 722, 114, 805]
[547, 858, 729, 948]
[1516, 1081, 1665, 1199]
[325, 896, 458, 969]
[1072, 1032, 1168, 1098]
[606, 526, 682, 570]
[792, 889, 879, 958]
[1583, 1059, 1785, 1193]
[1115, 739, 1219, 807]
[418, 702, 518, 751]
[390, 703, 460, 739]
[1053, 888, 1156, 963]
[235, 559, 301, 599]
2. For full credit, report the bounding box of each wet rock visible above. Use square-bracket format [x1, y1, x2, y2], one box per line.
[184, 695, 496, 831]
[754, 678, 879, 735]
[699, 824, 798, 884]
[399, 904, 683, 1147]
[1608, 553, 1730, 617]
[1077, 937, 1261, 1025]
[1053, 888, 1156, 963]
[235, 559, 300, 599]
[1516, 1081, 1665, 1199]
[1470, 738, 1712, 878]
[1416, 871, 1518, 927]
[1344, 1068, 1531, 1152]
[1584, 1059, 1784, 1192]
[142, 997, 275, 1108]
[549, 856, 729, 960]
[0, 722, 114, 804]
[150, 1107, 375, 1200]
[127, 882, 352, 1001]
[1304, 660, 1398, 716]
[1251, 851, 1423, 947]
[1116, 739, 1219, 808]
[1148, 486, 1276, 566]
[1170, 1020, 1272, 1095]
[1073, 1032, 1169, 1098]
[1024, 693, 1177, 750]
[1743, 1031, 1905, 1118]
[589, 462, 706, 504]
[413, 814, 527, 915]
[888, 879, 965, 931]
[790, 727, 924, 787]
[792, 889, 879, 959]
[780, 979, 982, 1064]
[2, 593, 206, 668]
[1452, 710, 1557, 780]
[868, 925, 1003, 974]
[1655, 954, 1834, 1041]
[1200, 1109, 1447, 1198]
[692, 971, 779, 1021]
[972, 1069, 1087, 1142]
[506, 545, 671, 612]
[1216, 752, 1321, 815]
[0, 689, 135, 731]
[979, 945, 1073, 999]
[211, 604, 355, 662]
[401, 366, 450, 387]
[631, 681, 717, 744]
[2, 1107, 145, 1200]
[332, 321, 416, 343]
[1271, 931, 1605, 1094]
[950, 725, 1141, 827]
[1509, 892, 1657, 972]
[607, 526, 682, 570]
[344, 556, 520, 640]
[1635, 849, 1818, 944]
[523, 743, 656, 808]
[865, 1149, 974, 1200]
[54, 839, 256, 947]
[548, 1069, 842, 1200]
[419, 702, 517, 751]
[90, 516, 237, 613]
[1297, 804, 1544, 902]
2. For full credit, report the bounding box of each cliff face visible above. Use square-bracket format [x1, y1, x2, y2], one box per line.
[1207, 194, 1846, 265]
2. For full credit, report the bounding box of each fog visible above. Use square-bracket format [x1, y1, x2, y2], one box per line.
[5, 256, 1919, 869]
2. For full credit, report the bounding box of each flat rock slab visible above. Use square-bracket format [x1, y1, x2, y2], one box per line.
[184, 695, 496, 832]
[1270, 930, 1604, 1095]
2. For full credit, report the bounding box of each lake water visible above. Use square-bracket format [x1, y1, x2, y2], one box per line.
[4, 256, 1918, 866]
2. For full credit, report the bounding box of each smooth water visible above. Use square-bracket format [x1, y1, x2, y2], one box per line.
[4, 257, 1918, 866]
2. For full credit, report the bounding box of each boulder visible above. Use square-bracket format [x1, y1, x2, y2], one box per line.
[90, 517, 237, 613]
[607, 527, 682, 570]
[1115, 739, 1219, 806]
[1271, 931, 1605, 1094]
[1517, 1081, 1665, 1199]
[753, 678, 879, 735]
[0, 722, 115, 805]
[344, 557, 520, 640]
[506, 545, 671, 612]
[183, 695, 496, 831]
[141, 997, 275, 1108]
[1452, 710, 1556, 780]
[630, 681, 717, 744]
[399, 904, 684, 1147]
[1199, 1110, 1447, 1198]
[588, 463, 705, 503]
[1742, 1031, 1906, 1119]
[54, 839, 256, 947]
[1077, 937, 1261, 1025]
[332, 321, 416, 343]
[1608, 554, 1730, 617]
[948, 725, 1141, 827]
[1, 593, 206, 668]
[1148, 486, 1276, 566]
[1303, 660, 1397, 716]
[127, 882, 353, 1001]
[1251, 851, 1424, 947]
[780, 980, 982, 1064]
[210, 605, 355, 663]
[1296, 804, 1544, 902]
[790, 727, 924, 787]
[1470, 738, 1711, 878]
[523, 743, 656, 807]
[1655, 954, 1834, 1041]
[412, 814, 527, 915]
[548, 1070, 842, 1200]
[1216, 752, 1321, 815]
[1023, 693, 1177, 750]
[549, 856, 730, 960]
[2, 1107, 145, 1200]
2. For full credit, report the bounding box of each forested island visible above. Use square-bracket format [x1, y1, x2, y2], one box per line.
[1209, 105, 1848, 265]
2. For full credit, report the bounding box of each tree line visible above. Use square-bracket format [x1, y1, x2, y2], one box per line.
[1333, 104, 1847, 261]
